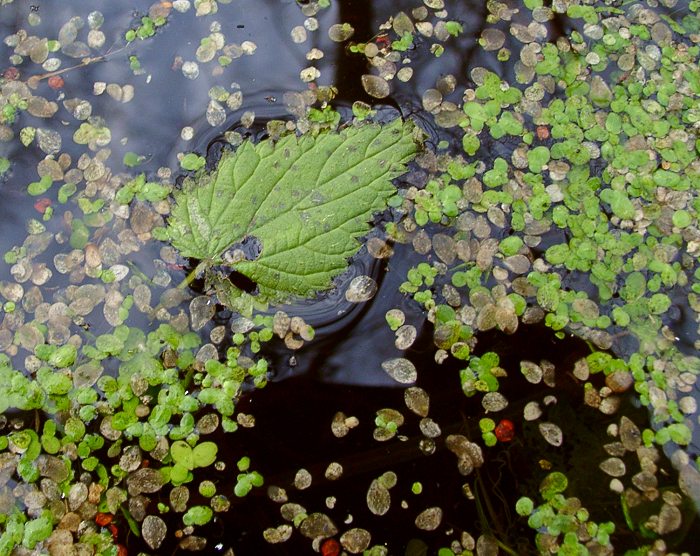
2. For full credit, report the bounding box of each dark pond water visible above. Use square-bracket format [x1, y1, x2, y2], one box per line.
[1, 0, 699, 554]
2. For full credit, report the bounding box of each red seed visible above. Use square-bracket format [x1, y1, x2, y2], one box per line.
[536, 126, 549, 140]
[494, 419, 515, 442]
[108, 523, 119, 540]
[34, 198, 51, 214]
[376, 35, 391, 47]
[95, 512, 113, 527]
[321, 538, 340, 556]
[48, 75, 64, 90]
[117, 544, 128, 556]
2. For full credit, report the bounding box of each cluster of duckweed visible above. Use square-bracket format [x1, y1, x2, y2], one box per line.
[372, 0, 700, 553]
[0, 1, 278, 553]
[0, 0, 699, 554]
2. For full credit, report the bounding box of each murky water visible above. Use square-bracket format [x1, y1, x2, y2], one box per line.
[1, 0, 699, 554]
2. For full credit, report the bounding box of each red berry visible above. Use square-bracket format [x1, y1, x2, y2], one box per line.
[494, 419, 515, 442]
[321, 538, 340, 556]
[48, 75, 64, 90]
[33, 198, 51, 214]
[94, 512, 113, 527]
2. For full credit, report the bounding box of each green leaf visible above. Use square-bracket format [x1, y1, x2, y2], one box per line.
[499, 236, 523, 256]
[27, 175, 53, 196]
[48, 345, 77, 368]
[600, 189, 635, 220]
[170, 440, 194, 470]
[180, 153, 206, 171]
[168, 120, 418, 303]
[123, 151, 146, 167]
[22, 514, 52, 549]
[515, 497, 534, 516]
[192, 441, 218, 468]
[182, 506, 213, 526]
[527, 146, 550, 173]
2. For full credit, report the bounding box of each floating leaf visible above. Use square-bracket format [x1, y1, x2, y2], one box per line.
[123, 151, 146, 167]
[192, 441, 218, 467]
[168, 120, 418, 304]
[182, 506, 213, 526]
[180, 153, 206, 171]
[27, 175, 53, 196]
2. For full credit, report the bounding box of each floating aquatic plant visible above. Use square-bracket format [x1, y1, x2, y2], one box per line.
[166, 119, 420, 311]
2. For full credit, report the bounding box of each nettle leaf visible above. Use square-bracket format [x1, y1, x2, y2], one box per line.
[168, 119, 418, 303]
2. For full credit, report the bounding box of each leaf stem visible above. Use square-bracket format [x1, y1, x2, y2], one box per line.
[177, 261, 209, 290]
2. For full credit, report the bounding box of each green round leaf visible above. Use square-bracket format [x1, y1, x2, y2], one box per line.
[192, 441, 218, 468]
[182, 506, 213, 526]
[170, 440, 194, 470]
